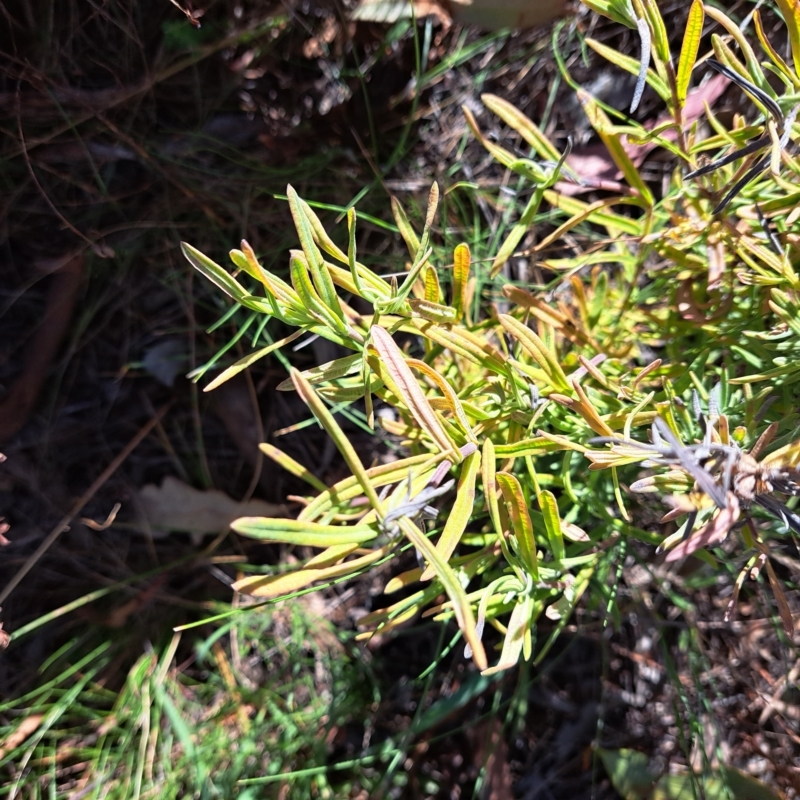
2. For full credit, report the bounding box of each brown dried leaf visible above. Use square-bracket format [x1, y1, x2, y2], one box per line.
[139, 477, 281, 539]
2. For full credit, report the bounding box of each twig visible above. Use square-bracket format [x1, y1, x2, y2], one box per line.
[0, 402, 172, 606]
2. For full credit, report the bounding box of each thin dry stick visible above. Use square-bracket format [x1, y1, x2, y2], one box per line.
[0, 403, 171, 607]
[240, 367, 264, 504]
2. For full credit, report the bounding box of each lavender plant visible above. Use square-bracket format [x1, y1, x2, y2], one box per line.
[182, 0, 800, 675]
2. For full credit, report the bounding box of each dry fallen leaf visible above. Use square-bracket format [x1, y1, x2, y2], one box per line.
[138, 476, 282, 541]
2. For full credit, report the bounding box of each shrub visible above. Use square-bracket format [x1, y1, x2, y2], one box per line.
[182, 0, 800, 674]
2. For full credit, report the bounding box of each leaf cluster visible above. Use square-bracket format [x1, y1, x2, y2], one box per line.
[181, 1, 800, 674]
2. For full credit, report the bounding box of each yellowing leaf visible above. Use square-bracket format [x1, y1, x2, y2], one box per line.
[421, 450, 481, 580]
[231, 517, 377, 546]
[424, 265, 441, 303]
[482, 594, 534, 675]
[291, 368, 383, 510]
[233, 546, 388, 598]
[481, 94, 561, 161]
[676, 0, 703, 105]
[452, 243, 470, 321]
[496, 473, 538, 580]
[400, 518, 487, 670]
[258, 443, 329, 493]
[370, 325, 458, 458]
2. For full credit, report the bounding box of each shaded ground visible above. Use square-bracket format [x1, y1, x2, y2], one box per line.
[1, 0, 799, 797]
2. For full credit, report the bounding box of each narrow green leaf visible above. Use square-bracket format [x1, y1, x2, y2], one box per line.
[408, 298, 459, 323]
[677, 0, 704, 105]
[581, 0, 636, 28]
[204, 329, 306, 392]
[346, 207, 366, 298]
[370, 325, 457, 458]
[181, 242, 248, 302]
[235, 240, 305, 311]
[496, 473, 538, 580]
[417, 323, 509, 376]
[705, 5, 773, 99]
[539, 490, 564, 562]
[325, 259, 392, 300]
[291, 368, 383, 510]
[755, 10, 800, 89]
[491, 189, 545, 277]
[777, 0, 800, 75]
[233, 546, 388, 599]
[390, 195, 421, 257]
[463, 105, 521, 170]
[482, 439, 503, 539]
[277, 353, 362, 391]
[290, 253, 348, 335]
[299, 196, 348, 263]
[576, 90, 654, 206]
[391, 184, 439, 307]
[481, 94, 562, 161]
[640, 0, 670, 71]
[259, 443, 329, 493]
[421, 450, 481, 580]
[584, 38, 670, 102]
[543, 191, 642, 235]
[297, 453, 438, 522]
[407, 358, 477, 441]
[231, 517, 376, 546]
[287, 185, 344, 322]
[494, 437, 557, 458]
[499, 314, 571, 392]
